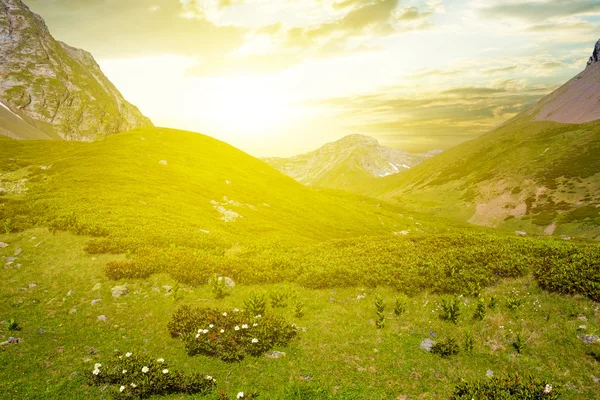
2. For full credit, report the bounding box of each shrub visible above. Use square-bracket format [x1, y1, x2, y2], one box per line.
[452, 374, 560, 399]
[375, 295, 385, 329]
[513, 333, 525, 354]
[473, 297, 486, 320]
[431, 337, 460, 357]
[87, 351, 216, 399]
[488, 295, 497, 309]
[269, 289, 288, 308]
[294, 301, 305, 319]
[209, 274, 229, 299]
[439, 296, 461, 324]
[244, 292, 267, 316]
[464, 331, 474, 352]
[105, 260, 158, 280]
[7, 318, 21, 331]
[507, 291, 525, 310]
[394, 295, 407, 316]
[533, 247, 600, 302]
[169, 306, 297, 362]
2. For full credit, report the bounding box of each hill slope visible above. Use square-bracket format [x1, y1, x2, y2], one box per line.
[0, 0, 152, 140]
[264, 134, 440, 190]
[362, 42, 600, 240]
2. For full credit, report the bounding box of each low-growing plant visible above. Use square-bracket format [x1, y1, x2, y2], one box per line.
[7, 318, 21, 331]
[452, 374, 560, 399]
[169, 306, 297, 362]
[375, 294, 385, 329]
[507, 291, 525, 310]
[244, 292, 267, 316]
[394, 294, 407, 316]
[218, 391, 260, 399]
[464, 331, 474, 352]
[87, 351, 216, 399]
[488, 295, 498, 309]
[513, 333, 525, 354]
[209, 274, 229, 299]
[439, 296, 461, 324]
[269, 289, 288, 308]
[431, 337, 460, 357]
[294, 301, 305, 319]
[473, 297, 486, 320]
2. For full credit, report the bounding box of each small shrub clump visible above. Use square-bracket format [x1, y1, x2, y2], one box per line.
[209, 274, 230, 299]
[87, 351, 216, 399]
[7, 318, 21, 331]
[452, 374, 560, 399]
[473, 297, 486, 320]
[269, 289, 288, 308]
[439, 296, 461, 324]
[464, 331, 474, 352]
[169, 306, 297, 362]
[507, 290, 525, 310]
[294, 301, 305, 319]
[431, 337, 460, 357]
[375, 295, 385, 329]
[244, 292, 267, 316]
[394, 294, 407, 316]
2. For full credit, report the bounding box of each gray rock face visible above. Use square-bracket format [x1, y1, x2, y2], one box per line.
[587, 39, 600, 67]
[264, 134, 442, 188]
[0, 0, 153, 141]
[111, 285, 128, 298]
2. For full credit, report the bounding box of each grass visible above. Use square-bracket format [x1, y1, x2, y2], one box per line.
[1, 229, 599, 399]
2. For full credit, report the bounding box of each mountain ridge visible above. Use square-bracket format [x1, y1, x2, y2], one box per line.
[0, 0, 152, 140]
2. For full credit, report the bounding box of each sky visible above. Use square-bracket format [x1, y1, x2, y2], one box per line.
[27, 0, 600, 156]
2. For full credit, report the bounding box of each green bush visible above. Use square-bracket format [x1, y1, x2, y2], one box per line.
[294, 301, 305, 319]
[244, 292, 267, 316]
[375, 295, 385, 329]
[452, 374, 560, 399]
[473, 297, 486, 320]
[533, 247, 600, 302]
[87, 351, 216, 399]
[169, 306, 297, 362]
[269, 289, 289, 308]
[394, 295, 407, 316]
[209, 274, 229, 299]
[431, 337, 460, 357]
[7, 318, 21, 331]
[439, 296, 461, 324]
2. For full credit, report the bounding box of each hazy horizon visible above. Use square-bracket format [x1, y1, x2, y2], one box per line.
[26, 0, 600, 157]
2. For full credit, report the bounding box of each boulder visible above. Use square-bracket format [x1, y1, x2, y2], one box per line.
[224, 277, 235, 288]
[420, 338, 435, 352]
[111, 285, 129, 298]
[0, 242, 8, 248]
[97, 315, 108, 322]
[265, 351, 286, 359]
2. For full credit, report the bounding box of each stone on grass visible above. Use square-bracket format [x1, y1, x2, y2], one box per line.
[576, 314, 588, 321]
[265, 351, 286, 359]
[420, 338, 435, 352]
[111, 285, 129, 298]
[91, 299, 102, 305]
[92, 283, 101, 291]
[14, 248, 22, 256]
[159, 160, 168, 165]
[37, 328, 46, 334]
[578, 325, 587, 331]
[163, 285, 172, 293]
[577, 334, 600, 344]
[486, 370, 494, 377]
[515, 231, 527, 237]
[0, 242, 8, 248]
[224, 277, 235, 288]
[28, 283, 36, 289]
[98, 315, 108, 322]
[70, 308, 77, 314]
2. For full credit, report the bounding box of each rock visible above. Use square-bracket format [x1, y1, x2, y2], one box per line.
[159, 160, 168, 165]
[576, 314, 588, 321]
[587, 39, 600, 67]
[356, 293, 367, 300]
[163, 285, 172, 293]
[4, 256, 17, 263]
[577, 334, 600, 344]
[420, 338, 435, 352]
[92, 283, 101, 291]
[37, 328, 46, 334]
[265, 351, 286, 359]
[14, 248, 22, 256]
[486, 370, 494, 377]
[0, 242, 8, 248]
[2, 337, 23, 345]
[593, 376, 600, 383]
[67, 289, 73, 296]
[300, 375, 313, 381]
[97, 315, 108, 322]
[0, 1, 152, 141]
[111, 285, 129, 298]
[91, 299, 102, 305]
[69, 308, 77, 314]
[578, 325, 587, 331]
[224, 277, 235, 288]
[28, 283, 36, 289]
[515, 231, 527, 237]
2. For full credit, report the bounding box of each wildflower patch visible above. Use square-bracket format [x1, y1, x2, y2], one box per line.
[87, 352, 216, 399]
[168, 305, 297, 362]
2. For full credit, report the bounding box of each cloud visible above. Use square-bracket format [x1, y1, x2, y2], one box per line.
[478, 0, 600, 21]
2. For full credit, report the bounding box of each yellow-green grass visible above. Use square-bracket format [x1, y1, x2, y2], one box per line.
[1, 229, 599, 399]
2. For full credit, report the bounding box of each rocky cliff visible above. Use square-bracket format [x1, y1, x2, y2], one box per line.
[0, 0, 152, 140]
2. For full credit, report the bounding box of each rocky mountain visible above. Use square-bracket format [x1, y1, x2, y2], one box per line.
[0, 0, 152, 140]
[264, 134, 441, 189]
[361, 40, 600, 240]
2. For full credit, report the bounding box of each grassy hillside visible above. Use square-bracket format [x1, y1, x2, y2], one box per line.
[360, 116, 600, 240]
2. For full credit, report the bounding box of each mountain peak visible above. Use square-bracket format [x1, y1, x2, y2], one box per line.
[586, 39, 600, 67]
[335, 134, 380, 146]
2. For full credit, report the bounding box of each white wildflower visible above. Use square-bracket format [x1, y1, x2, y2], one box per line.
[223, 312, 227, 317]
[94, 363, 102, 369]
[209, 324, 214, 328]
[255, 314, 261, 318]
[142, 366, 149, 373]
[252, 338, 259, 343]
[157, 358, 164, 363]
[233, 308, 239, 312]
[220, 329, 225, 333]
[253, 323, 258, 327]
[92, 369, 100, 376]
[205, 375, 213, 380]
[237, 392, 245, 398]
[163, 369, 169, 374]
[125, 352, 132, 357]
[235, 326, 240, 331]
[544, 384, 552, 393]
[196, 333, 200, 338]
[120, 386, 126, 393]
[203, 329, 209, 334]
[122, 369, 127, 374]
[242, 324, 248, 329]
[130, 383, 137, 388]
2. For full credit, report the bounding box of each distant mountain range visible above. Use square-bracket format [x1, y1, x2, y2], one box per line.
[0, 0, 152, 140]
[264, 134, 441, 189]
[359, 40, 600, 239]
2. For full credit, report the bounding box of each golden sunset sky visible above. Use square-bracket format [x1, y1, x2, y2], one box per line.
[28, 0, 600, 156]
